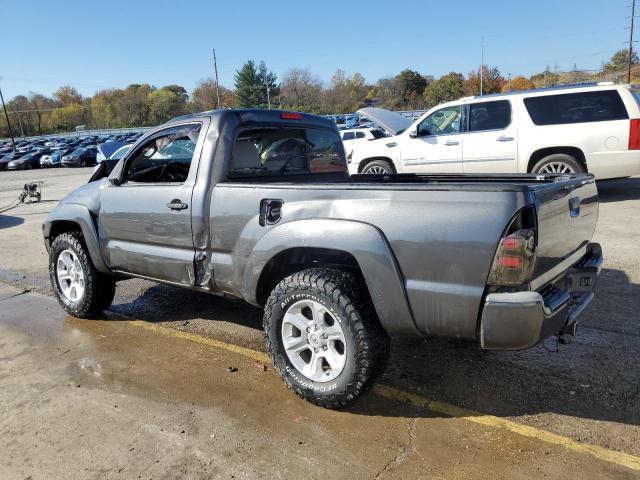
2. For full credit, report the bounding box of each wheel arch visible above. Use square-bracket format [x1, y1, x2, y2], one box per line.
[243, 219, 418, 336]
[357, 156, 397, 174]
[44, 204, 109, 273]
[527, 146, 587, 173]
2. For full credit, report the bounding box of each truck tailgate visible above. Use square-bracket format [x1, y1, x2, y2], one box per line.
[530, 176, 599, 289]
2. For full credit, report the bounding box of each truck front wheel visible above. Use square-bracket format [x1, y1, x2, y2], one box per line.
[49, 231, 116, 318]
[263, 268, 389, 408]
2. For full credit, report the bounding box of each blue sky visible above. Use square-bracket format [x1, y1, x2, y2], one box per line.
[0, 0, 629, 100]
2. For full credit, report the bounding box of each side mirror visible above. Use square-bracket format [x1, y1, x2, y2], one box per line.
[409, 129, 418, 138]
[109, 177, 122, 186]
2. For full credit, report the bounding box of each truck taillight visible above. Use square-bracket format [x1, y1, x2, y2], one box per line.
[629, 119, 640, 150]
[487, 228, 536, 286]
[281, 112, 303, 120]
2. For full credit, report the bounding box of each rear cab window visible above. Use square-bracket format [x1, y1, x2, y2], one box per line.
[524, 90, 629, 125]
[228, 127, 347, 180]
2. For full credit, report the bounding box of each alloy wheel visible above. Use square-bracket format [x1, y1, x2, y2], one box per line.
[56, 249, 86, 302]
[537, 162, 576, 174]
[281, 299, 347, 382]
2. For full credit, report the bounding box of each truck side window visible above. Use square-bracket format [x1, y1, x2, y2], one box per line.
[228, 127, 347, 179]
[123, 124, 201, 183]
[468, 100, 511, 132]
[417, 106, 461, 137]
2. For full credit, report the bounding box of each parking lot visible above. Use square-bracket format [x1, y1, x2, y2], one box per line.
[1, 167, 640, 478]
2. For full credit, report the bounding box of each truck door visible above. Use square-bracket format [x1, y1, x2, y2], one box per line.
[399, 105, 464, 173]
[98, 121, 207, 285]
[462, 99, 518, 173]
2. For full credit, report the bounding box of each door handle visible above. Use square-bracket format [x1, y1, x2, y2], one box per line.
[497, 135, 514, 142]
[444, 140, 460, 146]
[166, 199, 188, 210]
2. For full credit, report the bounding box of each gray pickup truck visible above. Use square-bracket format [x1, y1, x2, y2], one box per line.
[44, 109, 602, 408]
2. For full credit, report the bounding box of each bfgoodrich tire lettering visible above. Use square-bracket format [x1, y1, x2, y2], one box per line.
[49, 231, 116, 318]
[263, 268, 389, 408]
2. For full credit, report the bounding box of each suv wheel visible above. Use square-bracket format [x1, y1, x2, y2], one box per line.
[361, 159, 394, 175]
[532, 154, 584, 174]
[49, 231, 116, 318]
[264, 268, 389, 408]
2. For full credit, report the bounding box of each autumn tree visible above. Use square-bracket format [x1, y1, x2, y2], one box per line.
[324, 69, 369, 113]
[190, 78, 236, 111]
[501, 75, 535, 92]
[54, 86, 83, 106]
[395, 69, 430, 108]
[423, 72, 465, 107]
[279, 68, 323, 112]
[148, 85, 188, 124]
[464, 66, 505, 95]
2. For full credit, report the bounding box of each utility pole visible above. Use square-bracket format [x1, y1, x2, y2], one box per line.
[0, 81, 16, 151]
[629, 0, 637, 83]
[212, 48, 221, 109]
[480, 36, 484, 95]
[265, 81, 271, 109]
[507, 73, 512, 91]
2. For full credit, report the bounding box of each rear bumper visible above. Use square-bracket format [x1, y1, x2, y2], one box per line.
[480, 242, 603, 350]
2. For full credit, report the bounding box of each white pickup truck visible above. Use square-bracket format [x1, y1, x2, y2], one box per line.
[350, 83, 640, 179]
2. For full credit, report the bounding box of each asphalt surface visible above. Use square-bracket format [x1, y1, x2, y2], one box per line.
[0, 167, 639, 478]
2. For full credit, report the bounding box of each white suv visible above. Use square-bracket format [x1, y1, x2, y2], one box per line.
[339, 128, 387, 161]
[350, 83, 640, 179]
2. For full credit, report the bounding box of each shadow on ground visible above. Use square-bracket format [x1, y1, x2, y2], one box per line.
[105, 267, 640, 428]
[597, 177, 640, 202]
[0, 214, 24, 229]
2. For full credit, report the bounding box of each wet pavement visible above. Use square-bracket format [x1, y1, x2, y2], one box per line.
[0, 282, 637, 479]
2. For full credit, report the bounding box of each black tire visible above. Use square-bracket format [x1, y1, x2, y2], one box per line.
[264, 268, 390, 408]
[49, 231, 115, 318]
[360, 159, 395, 175]
[531, 153, 585, 175]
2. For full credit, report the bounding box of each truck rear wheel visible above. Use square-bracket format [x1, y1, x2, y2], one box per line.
[49, 231, 115, 318]
[263, 268, 389, 408]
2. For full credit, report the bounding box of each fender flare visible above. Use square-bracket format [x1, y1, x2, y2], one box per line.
[241, 218, 419, 336]
[43, 203, 109, 273]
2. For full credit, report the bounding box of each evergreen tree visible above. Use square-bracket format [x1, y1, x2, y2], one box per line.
[234, 60, 260, 107]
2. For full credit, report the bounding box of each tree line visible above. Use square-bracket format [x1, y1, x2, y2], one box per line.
[1, 50, 637, 138]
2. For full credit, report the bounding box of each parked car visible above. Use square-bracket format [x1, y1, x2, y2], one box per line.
[96, 141, 127, 163]
[44, 109, 602, 408]
[0, 151, 23, 171]
[61, 146, 98, 167]
[48, 148, 73, 168]
[350, 82, 640, 178]
[40, 154, 53, 168]
[339, 128, 388, 160]
[7, 151, 43, 170]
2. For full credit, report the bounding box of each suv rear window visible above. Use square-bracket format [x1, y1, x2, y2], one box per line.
[229, 127, 347, 178]
[524, 90, 628, 125]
